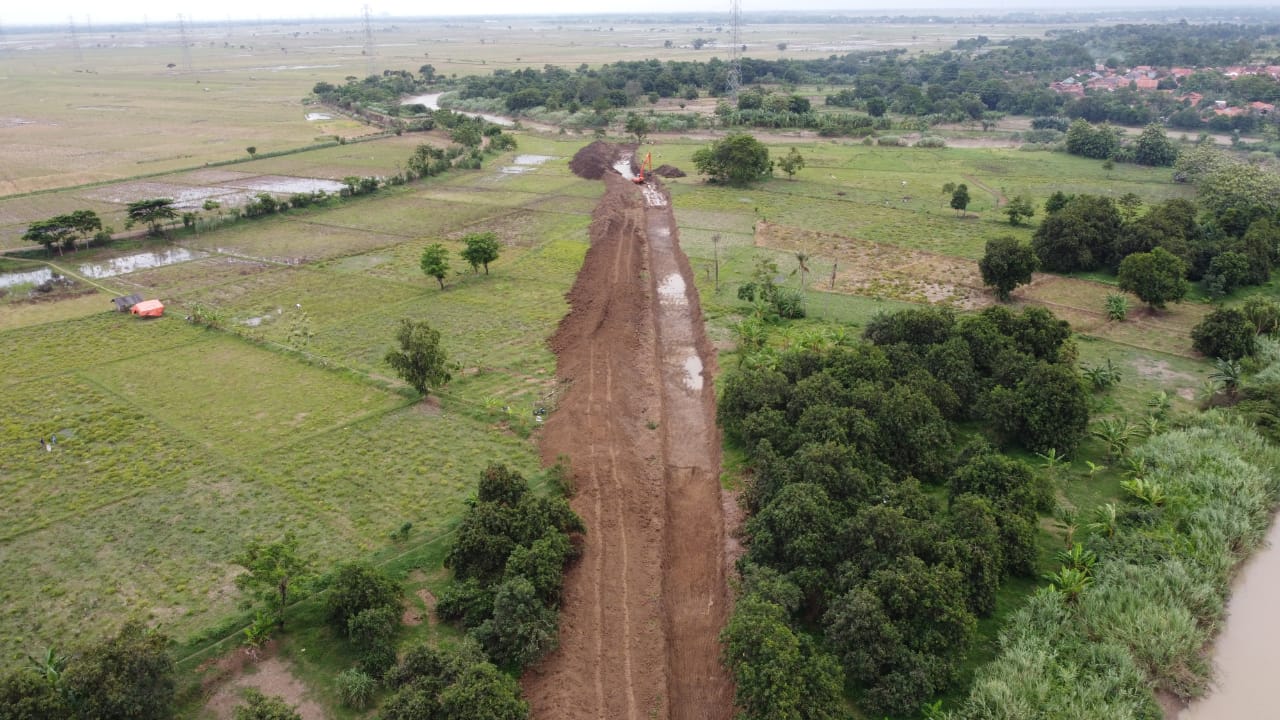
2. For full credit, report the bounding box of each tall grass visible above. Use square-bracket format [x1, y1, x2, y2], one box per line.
[960, 414, 1280, 719]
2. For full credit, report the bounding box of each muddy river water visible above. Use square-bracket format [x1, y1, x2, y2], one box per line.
[1178, 518, 1280, 719]
[401, 92, 514, 126]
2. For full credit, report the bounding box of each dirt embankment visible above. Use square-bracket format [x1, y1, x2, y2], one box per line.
[523, 143, 732, 720]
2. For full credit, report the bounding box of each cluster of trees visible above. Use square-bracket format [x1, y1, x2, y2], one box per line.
[311, 67, 434, 114]
[0, 622, 175, 720]
[1191, 296, 1280, 361]
[719, 305, 1089, 716]
[1030, 181, 1278, 299]
[379, 642, 527, 720]
[21, 210, 106, 255]
[437, 464, 585, 670]
[417, 232, 503, 291]
[1064, 120, 1179, 166]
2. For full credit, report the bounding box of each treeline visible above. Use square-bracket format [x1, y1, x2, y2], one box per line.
[719, 305, 1090, 717]
[1030, 144, 1279, 299]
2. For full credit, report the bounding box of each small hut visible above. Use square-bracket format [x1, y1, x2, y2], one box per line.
[111, 293, 143, 312]
[130, 299, 165, 317]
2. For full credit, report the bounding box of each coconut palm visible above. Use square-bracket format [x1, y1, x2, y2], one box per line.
[1209, 358, 1243, 399]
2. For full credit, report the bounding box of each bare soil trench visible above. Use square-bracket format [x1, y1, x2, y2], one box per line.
[523, 142, 733, 720]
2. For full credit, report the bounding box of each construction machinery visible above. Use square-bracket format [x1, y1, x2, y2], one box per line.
[633, 152, 653, 184]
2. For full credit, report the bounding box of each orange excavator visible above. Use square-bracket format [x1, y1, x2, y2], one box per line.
[632, 152, 653, 184]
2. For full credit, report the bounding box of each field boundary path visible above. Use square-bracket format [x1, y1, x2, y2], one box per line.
[524, 142, 733, 719]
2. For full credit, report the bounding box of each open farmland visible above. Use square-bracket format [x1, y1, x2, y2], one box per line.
[0, 135, 597, 663]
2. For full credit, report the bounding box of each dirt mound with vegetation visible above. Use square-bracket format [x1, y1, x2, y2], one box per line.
[526, 146, 732, 719]
[654, 164, 686, 178]
[568, 141, 636, 180]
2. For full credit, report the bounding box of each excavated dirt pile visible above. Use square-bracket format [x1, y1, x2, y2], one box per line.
[523, 144, 732, 720]
[567, 140, 636, 180]
[654, 164, 686, 178]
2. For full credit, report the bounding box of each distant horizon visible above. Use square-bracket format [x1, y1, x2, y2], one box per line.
[2, 2, 1278, 31]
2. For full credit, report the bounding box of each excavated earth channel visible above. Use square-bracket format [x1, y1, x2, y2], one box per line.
[523, 142, 733, 720]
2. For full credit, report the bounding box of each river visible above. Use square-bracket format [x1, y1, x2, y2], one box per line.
[1177, 517, 1280, 719]
[401, 92, 513, 126]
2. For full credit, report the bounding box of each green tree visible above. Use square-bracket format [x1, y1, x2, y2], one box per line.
[1192, 308, 1257, 360]
[950, 183, 971, 216]
[436, 662, 529, 720]
[1065, 119, 1119, 159]
[451, 123, 483, 148]
[979, 236, 1038, 301]
[691, 133, 772, 186]
[1032, 194, 1123, 272]
[0, 670, 70, 720]
[777, 147, 805, 180]
[1242, 295, 1280, 335]
[61, 622, 175, 720]
[246, 146, 258, 159]
[1003, 194, 1035, 226]
[471, 575, 558, 669]
[721, 595, 846, 720]
[941, 181, 957, 208]
[460, 231, 501, 274]
[327, 563, 401, 635]
[1133, 123, 1178, 166]
[234, 689, 301, 720]
[1117, 247, 1189, 310]
[124, 198, 178, 236]
[421, 243, 451, 289]
[385, 318, 452, 396]
[234, 532, 316, 629]
[624, 112, 652, 143]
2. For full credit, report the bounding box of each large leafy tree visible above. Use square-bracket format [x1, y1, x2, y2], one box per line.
[950, 183, 971, 216]
[1117, 247, 1189, 310]
[124, 198, 178, 236]
[1065, 119, 1119, 159]
[234, 532, 316, 629]
[421, 243, 451, 289]
[0, 669, 70, 720]
[1192, 308, 1257, 360]
[460, 231, 501, 274]
[1132, 122, 1178, 166]
[721, 595, 845, 720]
[385, 318, 452, 396]
[692, 133, 772, 186]
[21, 210, 102, 255]
[1032, 194, 1124, 272]
[979, 235, 1038, 301]
[61, 622, 175, 720]
[327, 563, 402, 634]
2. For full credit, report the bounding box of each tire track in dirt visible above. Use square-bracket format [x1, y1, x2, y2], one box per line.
[524, 143, 732, 719]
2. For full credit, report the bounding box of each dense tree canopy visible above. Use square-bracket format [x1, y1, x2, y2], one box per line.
[1117, 247, 1189, 309]
[979, 236, 1038, 301]
[692, 133, 772, 186]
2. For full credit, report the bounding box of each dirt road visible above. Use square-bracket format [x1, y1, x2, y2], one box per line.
[523, 143, 733, 720]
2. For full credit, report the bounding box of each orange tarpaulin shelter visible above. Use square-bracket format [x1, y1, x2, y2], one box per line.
[130, 299, 165, 317]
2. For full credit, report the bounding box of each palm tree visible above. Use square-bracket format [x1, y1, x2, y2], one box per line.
[1044, 566, 1093, 604]
[794, 251, 811, 296]
[1087, 503, 1119, 538]
[1209, 358, 1243, 400]
[1091, 417, 1138, 460]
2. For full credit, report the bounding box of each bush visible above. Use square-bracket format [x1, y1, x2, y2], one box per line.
[1192, 308, 1257, 360]
[335, 668, 377, 709]
[234, 689, 301, 720]
[327, 563, 401, 634]
[914, 135, 947, 148]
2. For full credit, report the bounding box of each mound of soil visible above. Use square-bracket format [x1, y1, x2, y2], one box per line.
[654, 164, 686, 178]
[569, 141, 637, 180]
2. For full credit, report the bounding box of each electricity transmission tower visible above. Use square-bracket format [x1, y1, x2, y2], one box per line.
[728, 0, 742, 100]
[362, 5, 376, 78]
[178, 14, 193, 73]
[67, 16, 84, 64]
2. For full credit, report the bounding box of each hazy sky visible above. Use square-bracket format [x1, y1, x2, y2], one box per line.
[1, 0, 1273, 28]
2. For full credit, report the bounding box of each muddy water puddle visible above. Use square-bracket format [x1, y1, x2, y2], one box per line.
[304, 112, 332, 121]
[78, 248, 206, 279]
[1179, 518, 1280, 719]
[499, 154, 557, 174]
[0, 268, 54, 289]
[226, 176, 346, 195]
[401, 92, 513, 126]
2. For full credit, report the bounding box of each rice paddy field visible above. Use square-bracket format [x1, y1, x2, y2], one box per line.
[0, 134, 597, 663]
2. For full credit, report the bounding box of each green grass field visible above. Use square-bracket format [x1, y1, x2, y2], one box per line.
[0, 135, 598, 665]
